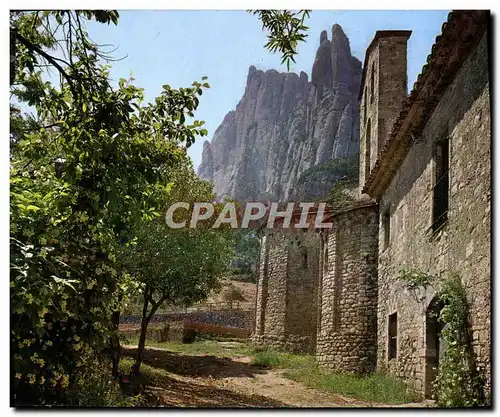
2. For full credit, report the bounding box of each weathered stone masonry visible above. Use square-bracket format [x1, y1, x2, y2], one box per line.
[253, 229, 320, 353]
[374, 29, 491, 395]
[252, 10, 491, 399]
[253, 200, 380, 374]
[316, 203, 379, 374]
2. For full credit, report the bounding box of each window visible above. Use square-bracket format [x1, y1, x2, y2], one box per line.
[378, 118, 386, 155]
[370, 63, 375, 103]
[302, 249, 308, 270]
[388, 313, 397, 360]
[383, 210, 390, 250]
[432, 138, 449, 232]
[365, 119, 371, 180]
[364, 86, 368, 123]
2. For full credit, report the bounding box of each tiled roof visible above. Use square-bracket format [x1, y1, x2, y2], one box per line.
[362, 10, 490, 199]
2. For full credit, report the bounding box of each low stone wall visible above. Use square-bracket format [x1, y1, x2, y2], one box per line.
[252, 334, 315, 354]
[121, 309, 255, 331]
[120, 320, 186, 343]
[185, 321, 250, 339]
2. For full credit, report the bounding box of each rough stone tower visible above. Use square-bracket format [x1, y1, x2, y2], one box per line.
[253, 229, 320, 354]
[315, 203, 379, 374]
[358, 30, 412, 189]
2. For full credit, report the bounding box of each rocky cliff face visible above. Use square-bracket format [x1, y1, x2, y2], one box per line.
[198, 24, 362, 201]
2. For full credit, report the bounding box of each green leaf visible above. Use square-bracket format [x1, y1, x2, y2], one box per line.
[51, 276, 79, 292]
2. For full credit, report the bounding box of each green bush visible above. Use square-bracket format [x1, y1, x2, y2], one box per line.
[297, 156, 359, 185]
[10, 10, 211, 405]
[433, 274, 488, 407]
[65, 365, 141, 407]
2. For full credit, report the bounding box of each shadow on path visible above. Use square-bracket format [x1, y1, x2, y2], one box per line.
[123, 346, 267, 379]
[142, 373, 286, 408]
[121, 347, 286, 407]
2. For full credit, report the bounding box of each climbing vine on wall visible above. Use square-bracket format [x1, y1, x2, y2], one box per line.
[399, 269, 432, 291]
[399, 270, 488, 406]
[433, 274, 488, 407]
[399, 269, 432, 304]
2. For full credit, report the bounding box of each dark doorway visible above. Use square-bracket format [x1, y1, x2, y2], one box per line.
[388, 312, 397, 360]
[425, 297, 446, 398]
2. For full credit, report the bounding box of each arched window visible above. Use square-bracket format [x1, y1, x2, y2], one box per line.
[365, 118, 371, 179]
[364, 86, 368, 122]
[370, 63, 375, 103]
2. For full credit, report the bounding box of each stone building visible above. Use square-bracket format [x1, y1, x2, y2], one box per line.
[253, 10, 491, 398]
[361, 10, 491, 396]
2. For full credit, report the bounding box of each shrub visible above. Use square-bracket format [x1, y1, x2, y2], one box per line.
[222, 284, 246, 307]
[433, 274, 488, 407]
[66, 365, 141, 407]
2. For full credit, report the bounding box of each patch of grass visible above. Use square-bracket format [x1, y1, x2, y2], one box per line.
[285, 367, 421, 405]
[66, 363, 142, 407]
[120, 357, 169, 387]
[251, 348, 316, 369]
[119, 357, 170, 407]
[250, 348, 419, 405]
[125, 338, 252, 358]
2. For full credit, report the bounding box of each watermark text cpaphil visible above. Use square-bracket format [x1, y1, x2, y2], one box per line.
[165, 202, 334, 229]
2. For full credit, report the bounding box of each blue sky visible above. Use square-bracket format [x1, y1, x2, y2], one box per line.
[85, 10, 451, 170]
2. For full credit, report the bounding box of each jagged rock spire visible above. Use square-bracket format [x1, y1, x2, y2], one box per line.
[311, 30, 333, 87]
[198, 24, 361, 201]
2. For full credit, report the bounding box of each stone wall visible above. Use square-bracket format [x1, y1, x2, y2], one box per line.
[376, 33, 491, 395]
[121, 309, 255, 331]
[120, 320, 185, 343]
[316, 204, 379, 374]
[253, 229, 320, 353]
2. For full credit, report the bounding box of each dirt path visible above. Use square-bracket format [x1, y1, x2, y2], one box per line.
[123, 346, 432, 408]
[211, 356, 372, 407]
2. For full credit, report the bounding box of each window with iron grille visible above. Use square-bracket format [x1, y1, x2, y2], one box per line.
[388, 312, 397, 360]
[432, 138, 449, 233]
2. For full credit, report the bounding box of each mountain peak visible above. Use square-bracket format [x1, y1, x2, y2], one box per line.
[198, 24, 361, 201]
[320, 29, 328, 44]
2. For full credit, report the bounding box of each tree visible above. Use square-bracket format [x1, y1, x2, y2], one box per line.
[230, 229, 260, 282]
[250, 10, 311, 70]
[10, 10, 209, 405]
[118, 160, 234, 373]
[11, 9, 312, 405]
[222, 283, 246, 309]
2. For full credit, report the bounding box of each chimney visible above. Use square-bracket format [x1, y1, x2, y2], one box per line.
[358, 30, 412, 190]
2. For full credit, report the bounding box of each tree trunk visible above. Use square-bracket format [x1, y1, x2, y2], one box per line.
[134, 316, 149, 374]
[134, 292, 166, 374]
[110, 309, 121, 377]
[134, 293, 151, 375]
